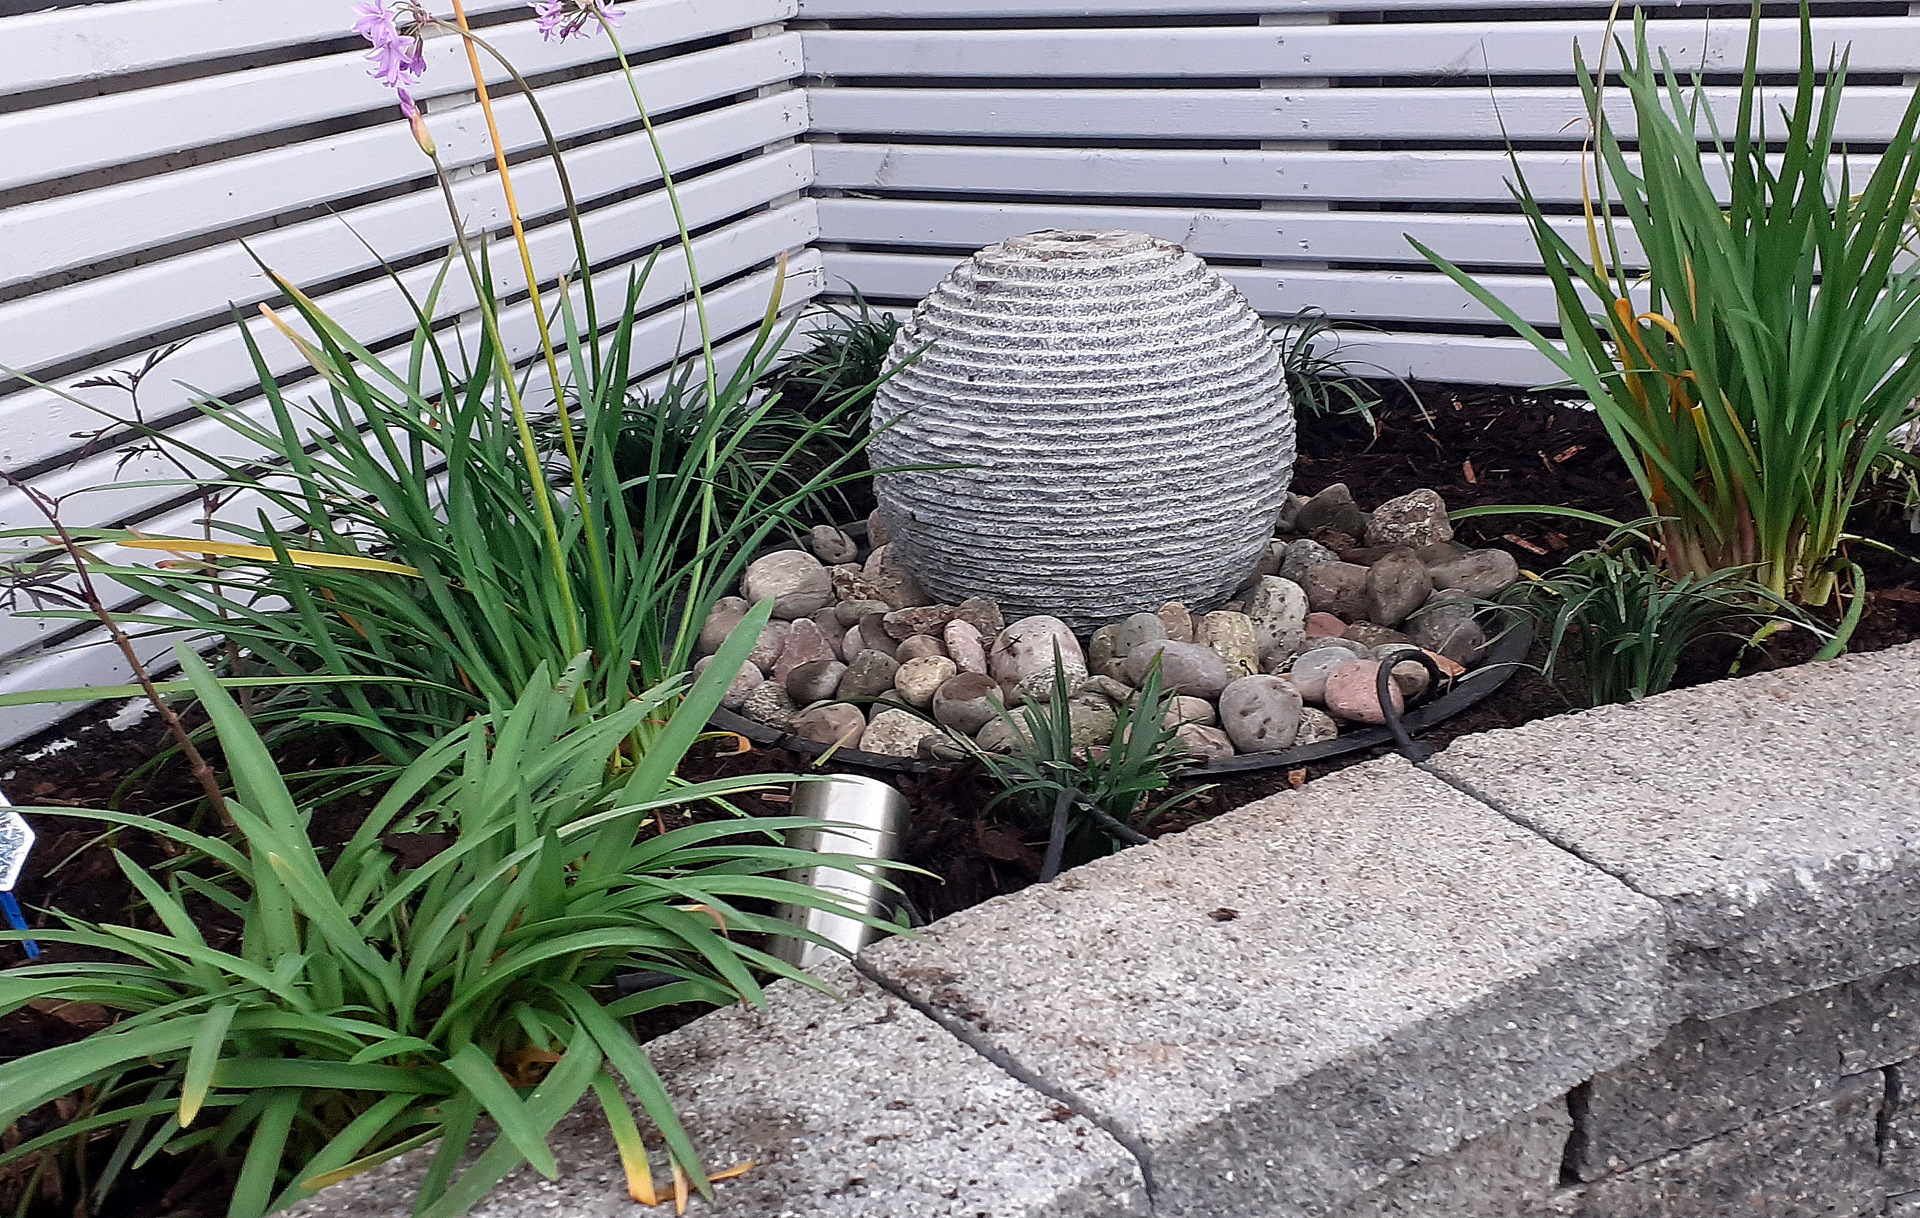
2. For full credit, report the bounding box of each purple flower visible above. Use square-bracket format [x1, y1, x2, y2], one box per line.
[351, 1, 426, 91]
[532, 0, 624, 42]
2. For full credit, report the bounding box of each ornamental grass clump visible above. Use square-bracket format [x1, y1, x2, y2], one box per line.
[0, 629, 895, 1218]
[1502, 534, 1818, 706]
[1416, 0, 1920, 645]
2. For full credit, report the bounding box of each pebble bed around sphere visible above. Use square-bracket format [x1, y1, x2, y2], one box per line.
[868, 229, 1297, 634]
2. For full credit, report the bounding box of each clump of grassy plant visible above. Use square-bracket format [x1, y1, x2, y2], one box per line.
[1502, 533, 1818, 706]
[1271, 307, 1423, 427]
[970, 657, 1207, 880]
[760, 290, 903, 426]
[0, 631, 895, 1218]
[1416, 0, 1920, 650]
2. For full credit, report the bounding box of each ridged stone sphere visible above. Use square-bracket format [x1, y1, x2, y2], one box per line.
[869, 230, 1296, 633]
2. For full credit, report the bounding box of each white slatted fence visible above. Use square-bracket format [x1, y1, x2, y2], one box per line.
[0, 0, 817, 745]
[797, 0, 1918, 384]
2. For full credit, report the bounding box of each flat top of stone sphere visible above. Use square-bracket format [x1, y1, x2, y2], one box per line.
[983, 229, 1167, 266]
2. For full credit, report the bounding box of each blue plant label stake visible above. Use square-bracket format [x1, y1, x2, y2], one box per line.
[0, 805, 39, 960]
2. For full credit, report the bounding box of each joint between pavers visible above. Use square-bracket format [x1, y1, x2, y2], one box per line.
[851, 954, 1162, 1210]
[1418, 758, 1660, 903]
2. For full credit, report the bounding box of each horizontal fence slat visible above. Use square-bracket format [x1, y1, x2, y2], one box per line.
[823, 248, 1558, 324]
[814, 196, 1644, 267]
[0, 0, 531, 94]
[812, 142, 1871, 202]
[0, 37, 804, 292]
[0, 0, 795, 195]
[796, 0, 1760, 15]
[801, 17, 1920, 79]
[807, 83, 1914, 141]
[0, 99, 808, 393]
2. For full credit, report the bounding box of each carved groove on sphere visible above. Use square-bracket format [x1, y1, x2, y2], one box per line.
[869, 230, 1298, 633]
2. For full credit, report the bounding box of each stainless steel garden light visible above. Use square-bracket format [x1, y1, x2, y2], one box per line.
[772, 774, 910, 972]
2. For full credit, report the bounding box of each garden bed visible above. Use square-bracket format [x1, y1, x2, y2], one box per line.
[2, 382, 1914, 1217]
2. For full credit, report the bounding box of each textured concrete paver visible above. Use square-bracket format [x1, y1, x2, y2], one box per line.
[1548, 1071, 1887, 1217]
[861, 758, 1668, 1218]
[287, 962, 1149, 1218]
[1432, 643, 1920, 1019]
[1329, 1100, 1570, 1217]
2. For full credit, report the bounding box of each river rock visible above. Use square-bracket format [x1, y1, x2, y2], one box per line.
[785, 658, 846, 705]
[860, 709, 943, 759]
[1175, 723, 1235, 762]
[861, 545, 932, 610]
[1066, 694, 1119, 748]
[1279, 538, 1340, 586]
[811, 608, 849, 659]
[1251, 538, 1289, 580]
[741, 550, 832, 620]
[836, 599, 891, 627]
[932, 673, 1002, 735]
[1430, 548, 1521, 598]
[1247, 576, 1309, 666]
[866, 506, 900, 550]
[1295, 483, 1369, 540]
[1323, 660, 1405, 725]
[1300, 560, 1370, 620]
[697, 596, 752, 656]
[1157, 602, 1195, 643]
[989, 616, 1086, 688]
[919, 731, 972, 763]
[1200, 611, 1260, 678]
[895, 656, 958, 708]
[738, 681, 796, 730]
[1384, 655, 1432, 700]
[883, 604, 956, 640]
[841, 624, 866, 656]
[1296, 706, 1338, 746]
[747, 621, 791, 673]
[1124, 640, 1232, 699]
[1365, 547, 1434, 628]
[1218, 675, 1304, 753]
[952, 598, 1005, 638]
[1164, 696, 1217, 728]
[944, 619, 988, 675]
[1303, 612, 1347, 639]
[1288, 646, 1361, 703]
[1365, 488, 1453, 549]
[808, 525, 859, 565]
[856, 613, 899, 660]
[694, 655, 762, 710]
[839, 650, 901, 700]
[1408, 593, 1490, 666]
[1275, 490, 1309, 534]
[1342, 621, 1415, 651]
[1087, 626, 1128, 682]
[975, 716, 1035, 754]
[896, 635, 948, 663]
[773, 618, 836, 683]
[1073, 675, 1136, 709]
[788, 703, 867, 749]
[1417, 540, 1468, 566]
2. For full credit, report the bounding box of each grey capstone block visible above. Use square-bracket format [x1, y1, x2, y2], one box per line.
[1571, 988, 1845, 1178]
[1329, 1100, 1571, 1218]
[861, 758, 1668, 1218]
[1431, 642, 1920, 1020]
[1553, 1071, 1887, 1218]
[1891, 1190, 1920, 1218]
[286, 962, 1149, 1218]
[1835, 961, 1920, 1073]
[1882, 1061, 1920, 1184]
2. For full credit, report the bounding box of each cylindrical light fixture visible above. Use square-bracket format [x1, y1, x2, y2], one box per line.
[772, 775, 911, 972]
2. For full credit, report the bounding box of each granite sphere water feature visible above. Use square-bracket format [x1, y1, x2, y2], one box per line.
[868, 229, 1296, 633]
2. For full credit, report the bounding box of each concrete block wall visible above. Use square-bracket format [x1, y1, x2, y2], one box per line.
[290, 640, 1920, 1218]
